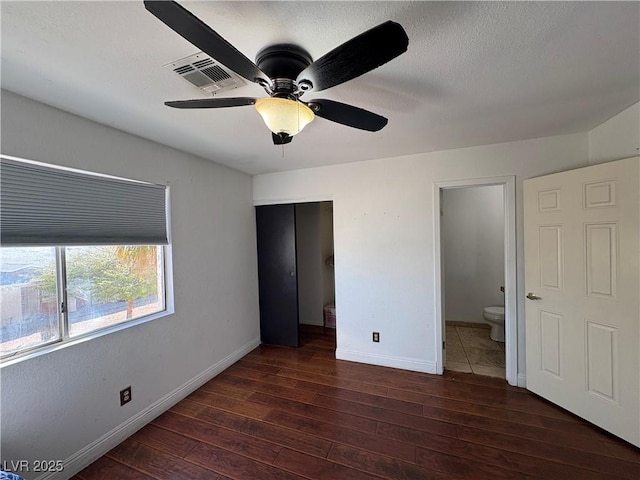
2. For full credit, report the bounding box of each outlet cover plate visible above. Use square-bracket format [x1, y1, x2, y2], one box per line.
[120, 386, 132, 406]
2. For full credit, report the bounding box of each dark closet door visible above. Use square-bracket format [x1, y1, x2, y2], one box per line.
[256, 204, 299, 347]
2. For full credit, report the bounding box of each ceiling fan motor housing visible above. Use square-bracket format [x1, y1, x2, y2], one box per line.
[255, 44, 313, 96]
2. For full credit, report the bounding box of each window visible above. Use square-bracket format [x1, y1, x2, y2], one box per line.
[0, 155, 170, 362]
[0, 247, 59, 355]
[66, 246, 164, 337]
[1, 245, 166, 358]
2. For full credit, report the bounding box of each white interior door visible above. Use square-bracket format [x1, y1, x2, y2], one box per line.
[524, 156, 639, 447]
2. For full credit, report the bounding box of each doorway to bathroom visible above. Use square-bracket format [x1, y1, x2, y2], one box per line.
[433, 176, 518, 385]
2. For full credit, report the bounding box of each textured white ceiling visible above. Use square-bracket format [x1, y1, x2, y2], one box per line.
[1, 1, 638, 174]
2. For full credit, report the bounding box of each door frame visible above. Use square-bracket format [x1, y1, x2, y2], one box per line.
[433, 176, 518, 386]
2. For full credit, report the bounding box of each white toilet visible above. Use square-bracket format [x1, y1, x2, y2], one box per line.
[483, 306, 505, 342]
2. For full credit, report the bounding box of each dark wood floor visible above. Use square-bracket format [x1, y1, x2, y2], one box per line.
[76, 325, 639, 480]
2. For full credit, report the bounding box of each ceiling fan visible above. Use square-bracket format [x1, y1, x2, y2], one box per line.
[144, 1, 409, 145]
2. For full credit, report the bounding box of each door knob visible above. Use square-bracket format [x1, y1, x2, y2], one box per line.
[289, 271, 295, 277]
[526, 292, 542, 300]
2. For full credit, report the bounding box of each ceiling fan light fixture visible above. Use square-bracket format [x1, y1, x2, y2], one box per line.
[254, 97, 315, 136]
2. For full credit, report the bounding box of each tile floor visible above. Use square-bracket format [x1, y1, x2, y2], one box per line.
[445, 321, 505, 378]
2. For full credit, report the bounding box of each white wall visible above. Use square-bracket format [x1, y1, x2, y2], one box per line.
[442, 186, 504, 324]
[295, 203, 324, 326]
[589, 102, 640, 164]
[254, 133, 588, 376]
[0, 90, 260, 479]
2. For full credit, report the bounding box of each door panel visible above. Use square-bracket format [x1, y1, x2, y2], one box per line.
[585, 223, 617, 298]
[537, 188, 561, 211]
[585, 320, 618, 402]
[539, 310, 562, 378]
[524, 156, 639, 447]
[256, 204, 299, 347]
[538, 225, 563, 290]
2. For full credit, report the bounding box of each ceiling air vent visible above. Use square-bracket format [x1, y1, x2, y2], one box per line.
[164, 52, 246, 94]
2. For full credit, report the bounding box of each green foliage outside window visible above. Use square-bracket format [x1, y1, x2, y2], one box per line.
[38, 246, 158, 319]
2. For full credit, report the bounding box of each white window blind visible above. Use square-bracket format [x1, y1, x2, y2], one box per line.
[1, 156, 168, 246]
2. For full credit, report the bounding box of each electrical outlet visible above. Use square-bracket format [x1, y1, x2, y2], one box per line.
[372, 332, 380, 343]
[120, 386, 132, 406]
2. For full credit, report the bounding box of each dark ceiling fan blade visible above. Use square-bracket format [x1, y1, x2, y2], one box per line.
[164, 97, 258, 109]
[296, 21, 408, 93]
[307, 99, 388, 131]
[144, 1, 270, 86]
[272, 132, 293, 145]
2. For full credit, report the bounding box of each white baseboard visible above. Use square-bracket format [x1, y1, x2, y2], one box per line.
[517, 373, 527, 388]
[336, 348, 437, 374]
[37, 336, 261, 480]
